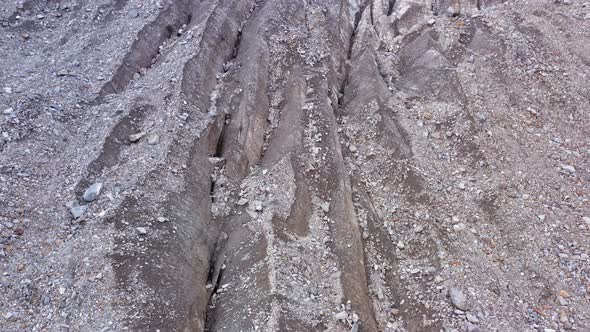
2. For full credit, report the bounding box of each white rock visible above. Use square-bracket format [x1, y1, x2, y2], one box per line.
[83, 182, 103, 202]
[129, 132, 145, 142]
[334, 311, 348, 321]
[254, 202, 263, 211]
[136, 227, 148, 235]
[466, 313, 479, 323]
[560, 164, 576, 174]
[148, 134, 160, 145]
[70, 205, 87, 219]
[449, 287, 469, 310]
[453, 223, 466, 232]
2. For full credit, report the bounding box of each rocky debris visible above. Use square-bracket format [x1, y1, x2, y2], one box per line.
[334, 310, 348, 321]
[178, 113, 189, 121]
[0, 0, 589, 331]
[465, 322, 481, 332]
[466, 313, 480, 323]
[128, 9, 139, 18]
[147, 134, 160, 145]
[449, 288, 469, 310]
[56, 69, 70, 77]
[320, 201, 330, 213]
[129, 132, 145, 143]
[560, 164, 576, 174]
[70, 205, 87, 219]
[453, 223, 466, 232]
[254, 201, 263, 212]
[82, 182, 103, 202]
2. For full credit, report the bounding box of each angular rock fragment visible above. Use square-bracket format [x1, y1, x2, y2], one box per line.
[83, 182, 103, 202]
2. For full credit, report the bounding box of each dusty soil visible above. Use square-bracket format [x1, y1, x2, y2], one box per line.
[1, 0, 589, 331]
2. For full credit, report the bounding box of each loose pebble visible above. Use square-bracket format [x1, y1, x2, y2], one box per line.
[449, 287, 469, 310]
[70, 205, 88, 219]
[83, 182, 103, 202]
[466, 313, 479, 323]
[453, 223, 466, 232]
[560, 164, 576, 174]
[129, 132, 145, 142]
[334, 311, 348, 321]
[128, 9, 139, 18]
[148, 134, 160, 145]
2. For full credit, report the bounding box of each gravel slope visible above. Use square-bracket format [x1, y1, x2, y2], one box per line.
[1, 1, 589, 331]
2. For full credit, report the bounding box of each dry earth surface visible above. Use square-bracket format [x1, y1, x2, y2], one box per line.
[1, 0, 590, 331]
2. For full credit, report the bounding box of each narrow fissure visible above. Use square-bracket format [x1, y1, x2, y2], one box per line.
[213, 114, 231, 158]
[201, 10, 265, 328]
[204, 115, 229, 327]
[209, 180, 216, 203]
[338, 1, 367, 107]
[95, 4, 195, 103]
[387, 0, 396, 16]
[209, 114, 231, 204]
[204, 240, 226, 330]
[232, 27, 243, 60]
